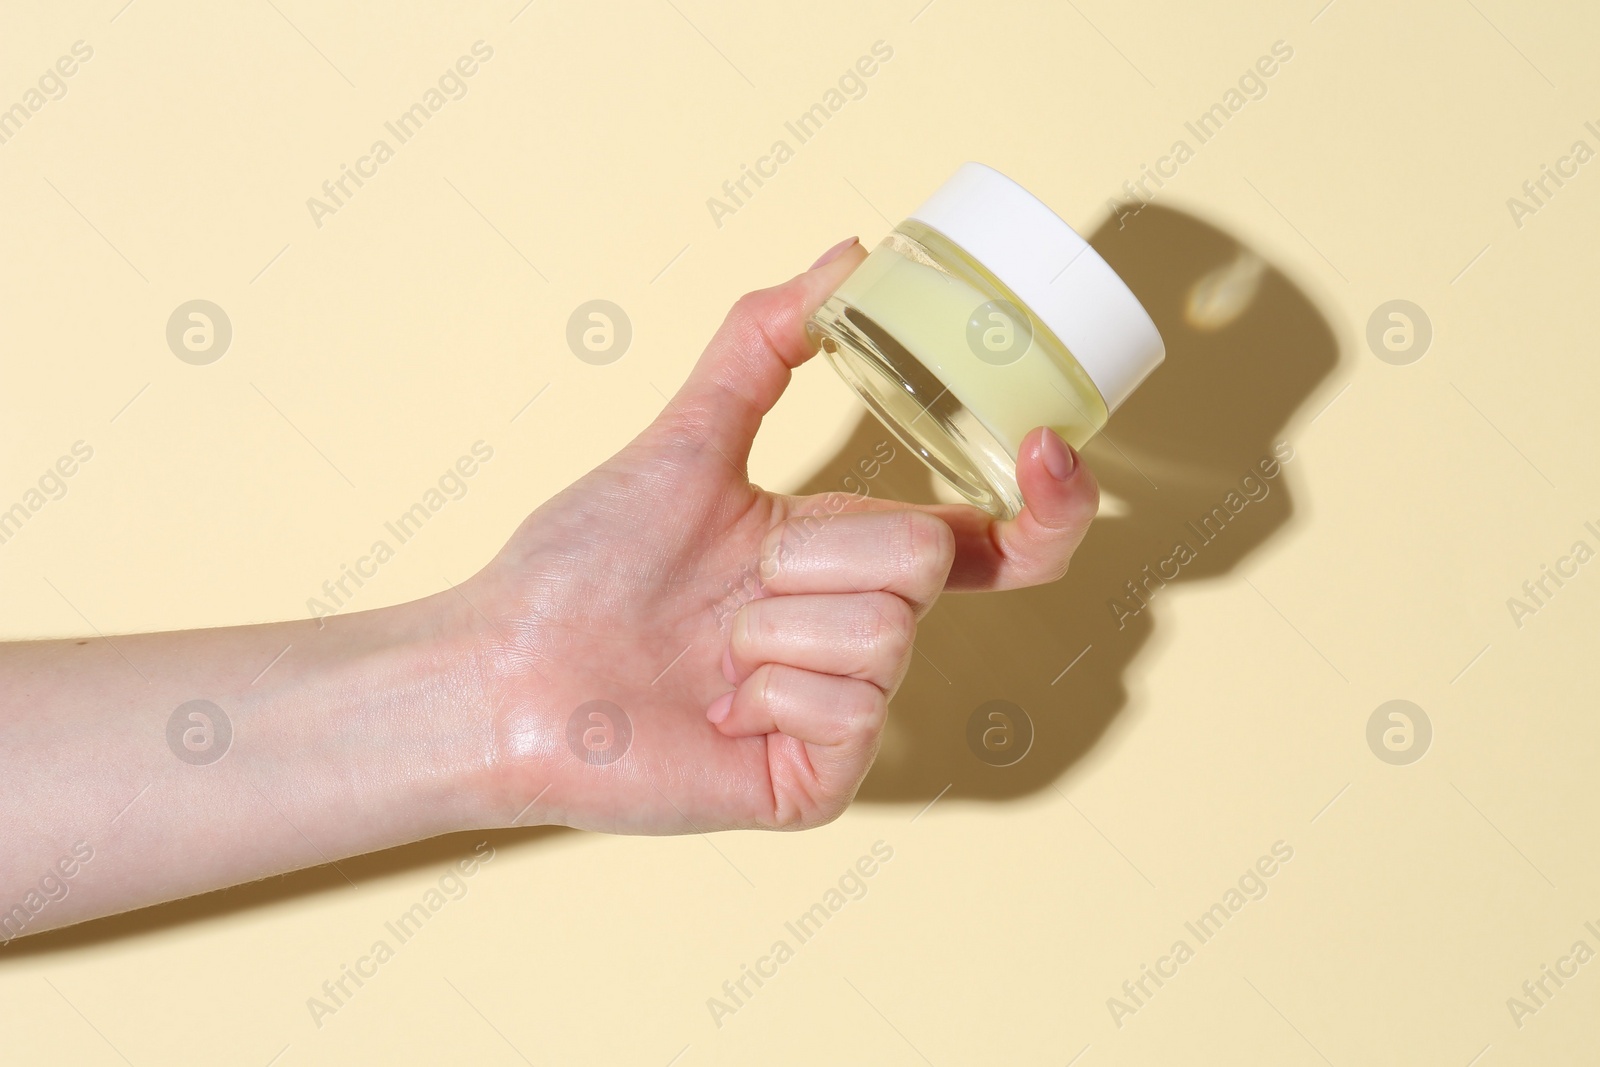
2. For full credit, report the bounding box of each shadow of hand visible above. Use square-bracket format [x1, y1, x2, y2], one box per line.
[794, 204, 1341, 804]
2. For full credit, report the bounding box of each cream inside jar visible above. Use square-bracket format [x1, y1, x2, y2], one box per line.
[808, 163, 1164, 518]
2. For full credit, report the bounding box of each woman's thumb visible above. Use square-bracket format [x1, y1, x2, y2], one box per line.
[653, 237, 865, 467]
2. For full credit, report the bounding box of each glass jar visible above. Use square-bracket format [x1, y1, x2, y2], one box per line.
[807, 163, 1164, 518]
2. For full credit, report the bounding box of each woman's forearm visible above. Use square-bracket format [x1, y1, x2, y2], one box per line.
[0, 591, 504, 941]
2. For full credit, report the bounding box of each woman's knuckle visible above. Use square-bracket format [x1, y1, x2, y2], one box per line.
[845, 682, 887, 736]
[904, 511, 955, 582]
[865, 593, 914, 659]
[733, 601, 764, 653]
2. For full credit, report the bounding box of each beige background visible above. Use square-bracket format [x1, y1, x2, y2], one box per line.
[3, 0, 1598, 1063]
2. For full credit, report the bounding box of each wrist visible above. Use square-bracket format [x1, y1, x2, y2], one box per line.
[253, 589, 507, 844]
[395, 575, 567, 835]
[393, 588, 514, 835]
[441, 571, 570, 834]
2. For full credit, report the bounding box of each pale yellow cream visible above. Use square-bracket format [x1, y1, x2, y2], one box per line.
[830, 223, 1109, 458]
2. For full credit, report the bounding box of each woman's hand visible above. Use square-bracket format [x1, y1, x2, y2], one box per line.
[461, 237, 1102, 835]
[0, 238, 1099, 940]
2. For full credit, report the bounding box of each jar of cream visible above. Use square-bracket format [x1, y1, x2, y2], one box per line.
[808, 162, 1165, 518]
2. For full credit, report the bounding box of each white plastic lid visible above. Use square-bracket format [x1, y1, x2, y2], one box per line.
[906, 162, 1164, 412]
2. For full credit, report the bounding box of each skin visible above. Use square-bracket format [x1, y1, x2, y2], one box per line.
[0, 239, 1100, 941]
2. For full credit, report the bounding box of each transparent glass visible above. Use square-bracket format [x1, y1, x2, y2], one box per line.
[808, 220, 1109, 518]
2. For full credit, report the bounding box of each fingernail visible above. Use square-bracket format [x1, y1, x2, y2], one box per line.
[810, 236, 858, 269]
[706, 691, 735, 724]
[721, 645, 737, 685]
[1040, 429, 1076, 480]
